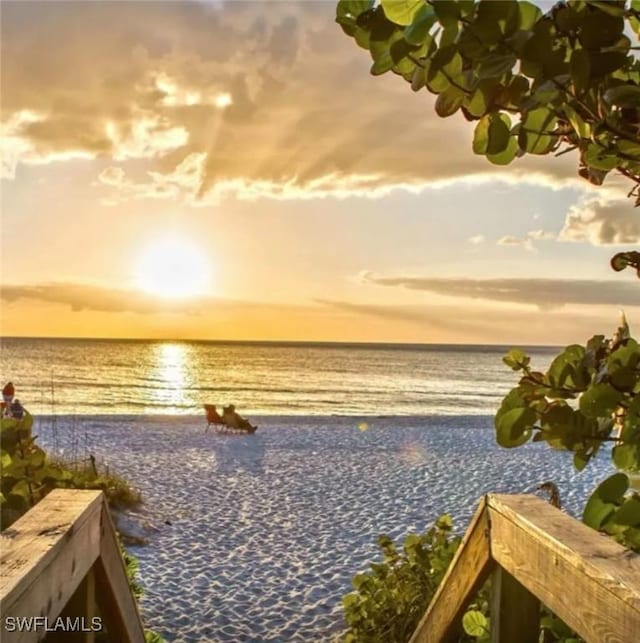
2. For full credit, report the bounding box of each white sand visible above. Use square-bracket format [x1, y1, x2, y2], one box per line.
[36, 415, 613, 642]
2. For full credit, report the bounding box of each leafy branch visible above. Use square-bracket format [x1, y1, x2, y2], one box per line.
[336, 0, 640, 203]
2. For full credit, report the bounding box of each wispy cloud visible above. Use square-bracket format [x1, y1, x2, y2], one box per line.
[497, 235, 535, 253]
[361, 273, 640, 310]
[315, 298, 639, 345]
[1, 282, 218, 315]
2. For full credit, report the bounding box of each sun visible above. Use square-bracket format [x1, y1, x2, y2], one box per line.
[134, 237, 212, 298]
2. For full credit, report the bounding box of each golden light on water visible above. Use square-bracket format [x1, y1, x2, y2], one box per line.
[152, 343, 188, 407]
[135, 237, 212, 299]
[358, 422, 369, 432]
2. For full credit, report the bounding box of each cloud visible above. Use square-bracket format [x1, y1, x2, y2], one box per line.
[527, 229, 556, 241]
[361, 273, 640, 310]
[497, 235, 535, 253]
[1, 0, 619, 202]
[468, 234, 485, 245]
[559, 197, 640, 245]
[3, 281, 638, 345]
[315, 298, 640, 345]
[1, 282, 214, 315]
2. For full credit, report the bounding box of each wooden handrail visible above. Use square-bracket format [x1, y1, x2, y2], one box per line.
[410, 493, 640, 643]
[0, 489, 145, 643]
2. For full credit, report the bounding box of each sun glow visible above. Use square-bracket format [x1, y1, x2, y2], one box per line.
[135, 237, 212, 298]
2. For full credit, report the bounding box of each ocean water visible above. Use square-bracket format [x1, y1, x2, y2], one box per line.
[0, 338, 558, 416]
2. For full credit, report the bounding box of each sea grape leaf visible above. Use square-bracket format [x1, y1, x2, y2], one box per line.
[579, 384, 623, 418]
[613, 444, 640, 472]
[463, 610, 488, 637]
[404, 4, 436, 45]
[381, 0, 424, 26]
[596, 472, 629, 503]
[495, 406, 535, 447]
[583, 493, 617, 529]
[612, 497, 640, 527]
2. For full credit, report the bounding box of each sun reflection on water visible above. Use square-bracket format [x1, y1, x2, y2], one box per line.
[151, 343, 188, 409]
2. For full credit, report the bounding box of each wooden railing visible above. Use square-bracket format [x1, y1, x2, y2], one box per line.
[0, 489, 145, 643]
[410, 494, 640, 643]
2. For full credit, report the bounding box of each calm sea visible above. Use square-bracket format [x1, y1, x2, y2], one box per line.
[0, 338, 558, 416]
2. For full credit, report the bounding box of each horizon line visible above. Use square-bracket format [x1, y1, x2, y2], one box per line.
[0, 334, 560, 350]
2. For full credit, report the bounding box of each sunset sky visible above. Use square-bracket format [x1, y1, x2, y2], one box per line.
[1, 0, 639, 345]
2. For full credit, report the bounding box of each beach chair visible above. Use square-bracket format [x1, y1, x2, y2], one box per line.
[203, 404, 258, 435]
[204, 404, 225, 433]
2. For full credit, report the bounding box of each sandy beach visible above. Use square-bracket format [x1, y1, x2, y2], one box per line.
[34, 414, 613, 642]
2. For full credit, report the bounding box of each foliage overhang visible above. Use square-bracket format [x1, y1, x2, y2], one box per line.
[336, 0, 640, 204]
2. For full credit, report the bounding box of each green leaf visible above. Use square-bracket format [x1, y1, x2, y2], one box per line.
[381, 0, 424, 26]
[403, 4, 436, 45]
[1, 450, 11, 469]
[584, 143, 619, 171]
[579, 384, 623, 418]
[466, 80, 500, 117]
[583, 493, 617, 530]
[612, 497, 640, 527]
[462, 610, 488, 637]
[562, 104, 591, 139]
[618, 139, 640, 159]
[517, 1, 542, 30]
[613, 444, 640, 472]
[547, 345, 587, 390]
[371, 53, 394, 75]
[519, 106, 558, 155]
[570, 48, 590, 94]
[477, 53, 517, 79]
[590, 52, 629, 78]
[503, 348, 530, 371]
[487, 135, 518, 165]
[435, 86, 465, 117]
[597, 472, 629, 503]
[476, 0, 519, 36]
[603, 85, 640, 108]
[336, 0, 373, 34]
[579, 11, 624, 49]
[432, 0, 459, 27]
[587, 1, 627, 18]
[495, 406, 535, 448]
[473, 113, 511, 155]
[574, 452, 589, 472]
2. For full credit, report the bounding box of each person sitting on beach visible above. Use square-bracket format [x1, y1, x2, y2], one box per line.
[222, 404, 241, 429]
[222, 405, 255, 432]
[2, 382, 15, 417]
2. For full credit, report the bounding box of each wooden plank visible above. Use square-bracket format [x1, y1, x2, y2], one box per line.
[44, 568, 97, 643]
[488, 494, 640, 643]
[0, 490, 103, 643]
[409, 497, 493, 643]
[490, 567, 540, 643]
[93, 503, 145, 643]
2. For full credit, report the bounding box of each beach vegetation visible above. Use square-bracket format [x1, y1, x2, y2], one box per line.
[342, 515, 491, 642]
[1, 412, 141, 529]
[1, 414, 164, 641]
[498, 315, 640, 552]
[335, 0, 640, 204]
